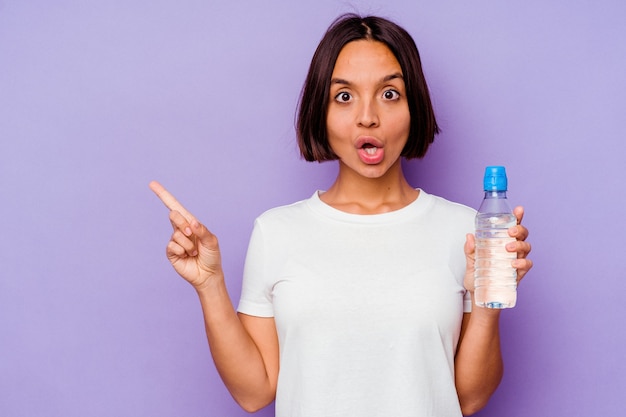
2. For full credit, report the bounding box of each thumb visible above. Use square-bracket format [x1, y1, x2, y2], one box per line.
[464, 233, 475, 257]
[464, 233, 476, 275]
[190, 219, 220, 252]
[189, 220, 222, 274]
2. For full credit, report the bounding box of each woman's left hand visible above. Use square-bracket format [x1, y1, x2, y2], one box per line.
[464, 206, 533, 293]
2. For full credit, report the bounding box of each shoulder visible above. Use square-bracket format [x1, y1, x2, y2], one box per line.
[248, 194, 322, 248]
[420, 191, 476, 231]
[426, 192, 476, 217]
[254, 194, 316, 227]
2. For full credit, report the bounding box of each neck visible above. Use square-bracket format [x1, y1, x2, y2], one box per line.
[320, 160, 418, 214]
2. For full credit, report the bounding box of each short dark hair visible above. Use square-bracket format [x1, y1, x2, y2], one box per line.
[296, 14, 440, 162]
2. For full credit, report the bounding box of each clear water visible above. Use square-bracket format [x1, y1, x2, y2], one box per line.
[474, 213, 517, 308]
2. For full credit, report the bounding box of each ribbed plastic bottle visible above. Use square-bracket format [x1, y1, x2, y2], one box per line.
[474, 166, 517, 309]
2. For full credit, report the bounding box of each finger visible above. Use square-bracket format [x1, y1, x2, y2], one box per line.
[169, 210, 193, 236]
[513, 206, 525, 225]
[149, 180, 196, 222]
[508, 224, 529, 241]
[166, 240, 190, 259]
[513, 258, 533, 270]
[170, 229, 199, 257]
[506, 240, 532, 257]
[514, 258, 533, 283]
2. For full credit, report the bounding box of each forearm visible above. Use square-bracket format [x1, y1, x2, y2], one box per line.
[195, 276, 275, 411]
[149, 183, 276, 410]
[454, 301, 503, 415]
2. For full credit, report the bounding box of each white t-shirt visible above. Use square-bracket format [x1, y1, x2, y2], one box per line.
[238, 190, 475, 417]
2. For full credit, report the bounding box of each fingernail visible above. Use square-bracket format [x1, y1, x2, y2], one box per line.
[192, 250, 198, 257]
[185, 227, 192, 236]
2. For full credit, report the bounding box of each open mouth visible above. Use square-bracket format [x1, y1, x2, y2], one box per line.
[362, 143, 378, 154]
[356, 138, 385, 164]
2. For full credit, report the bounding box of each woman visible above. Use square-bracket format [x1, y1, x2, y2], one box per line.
[150, 14, 532, 417]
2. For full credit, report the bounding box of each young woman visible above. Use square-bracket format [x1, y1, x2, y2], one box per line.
[150, 14, 532, 417]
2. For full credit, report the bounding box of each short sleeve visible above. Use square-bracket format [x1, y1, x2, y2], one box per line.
[237, 219, 275, 317]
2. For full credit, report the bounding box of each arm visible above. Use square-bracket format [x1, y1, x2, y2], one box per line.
[455, 206, 533, 415]
[454, 303, 502, 415]
[149, 181, 279, 412]
[195, 277, 279, 412]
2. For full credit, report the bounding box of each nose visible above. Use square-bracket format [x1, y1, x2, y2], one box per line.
[356, 98, 379, 128]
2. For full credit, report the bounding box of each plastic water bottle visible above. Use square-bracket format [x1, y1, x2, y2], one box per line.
[474, 166, 517, 309]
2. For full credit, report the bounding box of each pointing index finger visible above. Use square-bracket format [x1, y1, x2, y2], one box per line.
[149, 180, 196, 222]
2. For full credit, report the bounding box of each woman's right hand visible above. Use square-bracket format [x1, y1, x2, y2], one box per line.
[150, 181, 279, 411]
[149, 181, 222, 290]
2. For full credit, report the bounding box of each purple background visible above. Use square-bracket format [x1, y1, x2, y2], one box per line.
[1, 0, 625, 416]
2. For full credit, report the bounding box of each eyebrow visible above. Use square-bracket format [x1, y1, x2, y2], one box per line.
[330, 72, 404, 86]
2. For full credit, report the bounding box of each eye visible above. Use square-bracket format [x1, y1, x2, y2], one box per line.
[334, 92, 352, 103]
[382, 89, 400, 100]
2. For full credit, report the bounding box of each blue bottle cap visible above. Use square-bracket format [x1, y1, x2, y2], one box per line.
[483, 166, 508, 191]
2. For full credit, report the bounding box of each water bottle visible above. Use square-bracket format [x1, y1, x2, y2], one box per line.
[474, 166, 517, 309]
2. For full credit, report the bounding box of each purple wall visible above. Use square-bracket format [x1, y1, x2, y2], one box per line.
[1, 1, 624, 415]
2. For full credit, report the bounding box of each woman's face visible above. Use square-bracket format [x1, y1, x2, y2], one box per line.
[326, 40, 410, 180]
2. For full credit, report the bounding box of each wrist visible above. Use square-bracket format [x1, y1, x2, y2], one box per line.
[194, 270, 225, 294]
[469, 293, 503, 320]
[469, 305, 502, 328]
